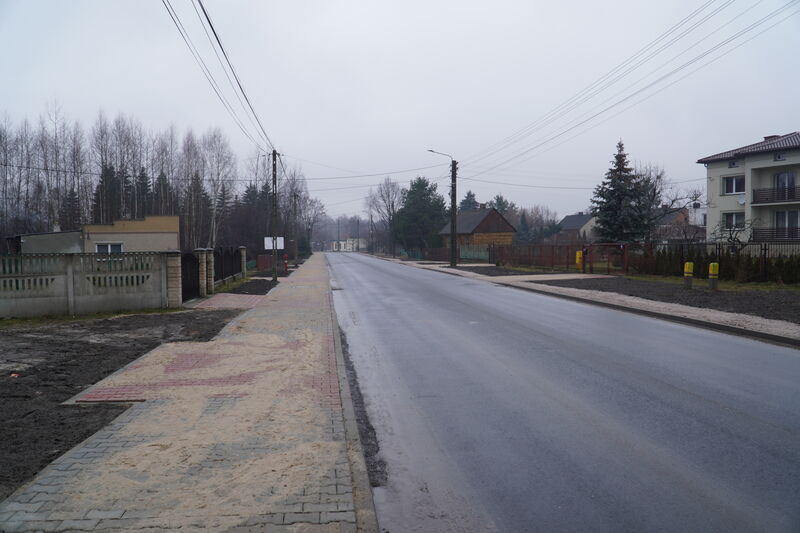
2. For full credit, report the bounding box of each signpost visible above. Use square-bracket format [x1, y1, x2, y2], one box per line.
[264, 237, 285, 250]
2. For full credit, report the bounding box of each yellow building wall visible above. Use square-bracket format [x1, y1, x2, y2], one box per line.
[472, 232, 514, 245]
[82, 216, 180, 252]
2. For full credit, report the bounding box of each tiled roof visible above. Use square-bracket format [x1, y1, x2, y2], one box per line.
[558, 213, 593, 230]
[697, 132, 800, 163]
[439, 208, 514, 235]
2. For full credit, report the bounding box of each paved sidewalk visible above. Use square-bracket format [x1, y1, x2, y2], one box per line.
[0, 255, 371, 532]
[392, 258, 800, 345]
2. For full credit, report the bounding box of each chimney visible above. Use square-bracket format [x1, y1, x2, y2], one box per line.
[764, 135, 781, 141]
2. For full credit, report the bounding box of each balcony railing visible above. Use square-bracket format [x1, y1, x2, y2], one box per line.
[751, 227, 800, 241]
[752, 187, 800, 204]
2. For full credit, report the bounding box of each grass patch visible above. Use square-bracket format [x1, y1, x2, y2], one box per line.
[214, 275, 251, 293]
[0, 307, 186, 330]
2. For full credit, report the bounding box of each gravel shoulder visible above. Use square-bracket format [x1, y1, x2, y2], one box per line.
[0, 308, 241, 500]
[534, 277, 800, 325]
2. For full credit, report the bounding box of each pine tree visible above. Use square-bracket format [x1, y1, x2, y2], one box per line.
[133, 167, 151, 218]
[58, 188, 82, 231]
[91, 165, 120, 223]
[459, 190, 479, 211]
[488, 193, 517, 215]
[590, 141, 646, 242]
[515, 211, 530, 244]
[152, 172, 175, 216]
[394, 177, 447, 249]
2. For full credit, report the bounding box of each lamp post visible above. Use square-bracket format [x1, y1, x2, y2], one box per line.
[428, 149, 458, 267]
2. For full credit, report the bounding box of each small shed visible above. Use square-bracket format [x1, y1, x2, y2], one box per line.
[439, 208, 516, 247]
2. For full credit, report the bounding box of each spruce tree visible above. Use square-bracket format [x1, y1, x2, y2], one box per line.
[591, 141, 646, 242]
[459, 190, 479, 211]
[58, 188, 82, 230]
[515, 212, 530, 244]
[133, 167, 151, 218]
[91, 165, 120, 223]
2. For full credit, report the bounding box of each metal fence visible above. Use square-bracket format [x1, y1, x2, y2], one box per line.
[213, 247, 242, 281]
[181, 252, 199, 302]
[478, 241, 800, 283]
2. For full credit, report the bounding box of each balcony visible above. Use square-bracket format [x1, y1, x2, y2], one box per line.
[751, 227, 800, 241]
[752, 187, 800, 205]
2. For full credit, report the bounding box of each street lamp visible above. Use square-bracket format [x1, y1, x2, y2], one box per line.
[428, 149, 458, 267]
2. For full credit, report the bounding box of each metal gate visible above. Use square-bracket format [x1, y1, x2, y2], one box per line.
[181, 252, 200, 301]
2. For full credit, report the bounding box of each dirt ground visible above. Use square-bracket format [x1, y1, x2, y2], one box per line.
[0, 308, 240, 501]
[535, 277, 800, 325]
[340, 331, 386, 488]
[221, 278, 279, 295]
[454, 265, 560, 276]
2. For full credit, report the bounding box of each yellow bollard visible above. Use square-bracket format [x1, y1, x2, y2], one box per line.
[708, 262, 719, 291]
[683, 261, 694, 289]
[575, 250, 583, 272]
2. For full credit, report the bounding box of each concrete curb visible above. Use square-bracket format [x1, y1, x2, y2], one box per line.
[381, 255, 800, 350]
[327, 276, 380, 532]
[507, 281, 800, 349]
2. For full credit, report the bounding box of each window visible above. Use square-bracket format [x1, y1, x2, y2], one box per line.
[96, 243, 123, 254]
[723, 212, 745, 229]
[774, 153, 787, 161]
[722, 175, 745, 194]
[728, 160, 739, 168]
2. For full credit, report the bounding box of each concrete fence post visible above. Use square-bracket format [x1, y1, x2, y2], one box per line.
[206, 248, 215, 294]
[195, 248, 207, 298]
[65, 254, 76, 315]
[239, 246, 247, 279]
[166, 251, 182, 308]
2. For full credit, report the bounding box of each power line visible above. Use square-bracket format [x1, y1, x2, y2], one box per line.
[160, 0, 268, 153]
[462, 0, 724, 165]
[195, 0, 275, 152]
[460, 0, 800, 181]
[188, 0, 266, 147]
[460, 0, 800, 176]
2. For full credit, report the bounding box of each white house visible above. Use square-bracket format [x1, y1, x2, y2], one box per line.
[698, 132, 800, 242]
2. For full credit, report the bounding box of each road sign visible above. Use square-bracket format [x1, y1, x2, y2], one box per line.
[264, 237, 285, 250]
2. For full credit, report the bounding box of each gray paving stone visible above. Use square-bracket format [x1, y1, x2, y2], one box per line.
[283, 511, 320, 524]
[11, 519, 62, 531]
[320, 510, 356, 523]
[0, 521, 25, 532]
[302, 502, 339, 513]
[58, 518, 100, 530]
[244, 513, 284, 526]
[0, 502, 44, 513]
[10, 510, 51, 521]
[85, 509, 125, 519]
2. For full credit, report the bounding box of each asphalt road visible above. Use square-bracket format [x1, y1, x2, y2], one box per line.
[327, 253, 800, 533]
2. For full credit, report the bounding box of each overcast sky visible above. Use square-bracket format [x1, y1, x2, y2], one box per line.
[1, 0, 799, 219]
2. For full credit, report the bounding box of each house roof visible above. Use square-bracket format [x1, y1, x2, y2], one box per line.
[697, 132, 800, 163]
[558, 213, 593, 230]
[438, 208, 515, 235]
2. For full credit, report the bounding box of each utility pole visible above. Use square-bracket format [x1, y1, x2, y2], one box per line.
[449, 159, 458, 267]
[337, 218, 340, 252]
[428, 149, 458, 267]
[271, 149, 278, 282]
[356, 218, 360, 252]
[291, 191, 298, 261]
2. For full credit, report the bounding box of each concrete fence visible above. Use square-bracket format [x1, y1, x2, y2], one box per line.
[0, 251, 182, 318]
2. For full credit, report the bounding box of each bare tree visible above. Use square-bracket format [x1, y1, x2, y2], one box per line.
[366, 177, 401, 256]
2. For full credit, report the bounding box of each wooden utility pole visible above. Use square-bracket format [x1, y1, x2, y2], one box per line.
[272, 149, 278, 282]
[450, 159, 458, 267]
[356, 218, 360, 252]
